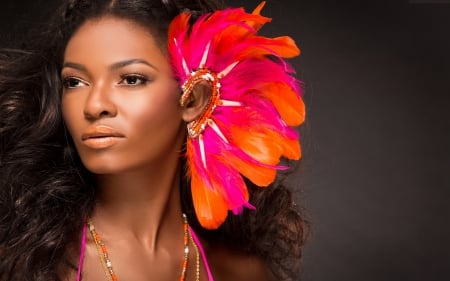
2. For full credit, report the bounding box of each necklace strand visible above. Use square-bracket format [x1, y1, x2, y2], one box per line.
[190, 231, 200, 281]
[87, 218, 118, 281]
[87, 214, 196, 281]
[93, 233, 113, 281]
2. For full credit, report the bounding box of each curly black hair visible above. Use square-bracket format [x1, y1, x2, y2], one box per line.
[0, 1, 307, 280]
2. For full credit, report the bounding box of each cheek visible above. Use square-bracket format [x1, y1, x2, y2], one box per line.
[123, 81, 184, 145]
[61, 95, 83, 138]
[141, 93, 179, 127]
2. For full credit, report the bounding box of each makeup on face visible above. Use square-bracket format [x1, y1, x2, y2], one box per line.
[61, 17, 184, 174]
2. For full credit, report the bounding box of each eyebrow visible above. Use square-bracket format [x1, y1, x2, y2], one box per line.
[62, 62, 86, 72]
[110, 59, 158, 71]
[62, 59, 158, 72]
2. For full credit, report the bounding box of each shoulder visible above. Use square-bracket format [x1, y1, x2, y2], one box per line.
[206, 244, 275, 281]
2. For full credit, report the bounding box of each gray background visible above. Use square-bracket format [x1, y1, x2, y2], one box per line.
[1, 0, 449, 280]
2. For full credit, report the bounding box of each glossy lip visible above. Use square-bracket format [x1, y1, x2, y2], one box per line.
[81, 125, 125, 149]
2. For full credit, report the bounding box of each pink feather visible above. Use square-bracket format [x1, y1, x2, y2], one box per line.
[169, 3, 305, 229]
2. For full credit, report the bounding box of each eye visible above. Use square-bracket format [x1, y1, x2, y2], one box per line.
[119, 74, 150, 86]
[62, 77, 88, 89]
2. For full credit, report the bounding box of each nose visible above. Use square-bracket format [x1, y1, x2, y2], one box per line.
[83, 82, 117, 121]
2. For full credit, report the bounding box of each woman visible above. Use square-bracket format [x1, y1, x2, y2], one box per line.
[0, 0, 307, 280]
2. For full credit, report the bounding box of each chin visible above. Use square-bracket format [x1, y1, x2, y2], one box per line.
[80, 156, 130, 175]
[83, 163, 123, 175]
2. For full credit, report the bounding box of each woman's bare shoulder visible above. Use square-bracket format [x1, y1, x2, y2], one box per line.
[207, 244, 275, 281]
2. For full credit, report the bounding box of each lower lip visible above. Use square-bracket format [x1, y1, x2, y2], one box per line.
[82, 137, 123, 149]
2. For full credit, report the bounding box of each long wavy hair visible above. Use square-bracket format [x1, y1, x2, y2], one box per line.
[0, 0, 308, 280]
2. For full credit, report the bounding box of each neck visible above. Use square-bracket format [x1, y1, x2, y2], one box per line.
[90, 158, 184, 252]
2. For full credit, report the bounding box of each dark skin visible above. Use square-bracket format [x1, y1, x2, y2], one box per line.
[61, 16, 273, 281]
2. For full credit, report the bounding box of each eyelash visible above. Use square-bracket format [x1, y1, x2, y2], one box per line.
[61, 73, 151, 90]
[118, 73, 150, 86]
[62, 77, 88, 89]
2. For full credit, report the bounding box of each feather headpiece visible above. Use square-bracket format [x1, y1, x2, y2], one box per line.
[168, 2, 305, 229]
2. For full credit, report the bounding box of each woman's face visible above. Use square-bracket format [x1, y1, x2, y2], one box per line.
[61, 16, 184, 174]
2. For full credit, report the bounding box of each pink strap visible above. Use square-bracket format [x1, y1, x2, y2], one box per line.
[76, 223, 87, 281]
[189, 226, 214, 281]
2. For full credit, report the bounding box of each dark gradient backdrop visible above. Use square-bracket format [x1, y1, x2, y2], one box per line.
[1, 0, 449, 280]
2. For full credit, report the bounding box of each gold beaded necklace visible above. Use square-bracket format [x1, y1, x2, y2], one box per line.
[87, 214, 200, 281]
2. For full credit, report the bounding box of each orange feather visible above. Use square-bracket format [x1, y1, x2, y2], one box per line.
[248, 1, 268, 31]
[259, 83, 306, 126]
[223, 151, 277, 187]
[228, 126, 282, 166]
[191, 171, 229, 229]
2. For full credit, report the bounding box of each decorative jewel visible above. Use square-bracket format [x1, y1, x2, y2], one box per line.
[168, 1, 305, 229]
[181, 68, 221, 138]
[86, 214, 195, 281]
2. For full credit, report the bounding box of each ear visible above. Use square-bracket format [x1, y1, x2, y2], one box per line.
[181, 81, 211, 123]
